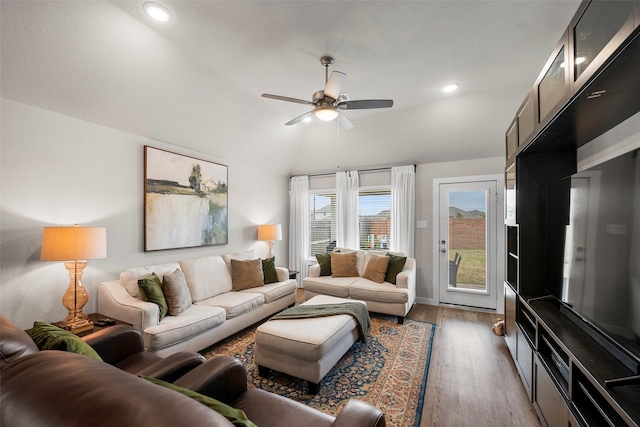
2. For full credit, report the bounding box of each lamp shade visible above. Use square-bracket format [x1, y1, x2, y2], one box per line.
[41, 225, 107, 261]
[258, 224, 282, 241]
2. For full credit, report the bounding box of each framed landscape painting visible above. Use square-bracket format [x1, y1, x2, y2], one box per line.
[144, 146, 228, 251]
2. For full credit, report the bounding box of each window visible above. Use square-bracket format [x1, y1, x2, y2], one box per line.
[310, 191, 336, 257]
[309, 187, 391, 257]
[358, 188, 391, 250]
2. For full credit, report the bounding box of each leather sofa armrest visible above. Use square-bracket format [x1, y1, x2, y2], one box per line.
[83, 325, 144, 364]
[137, 351, 206, 383]
[173, 356, 247, 405]
[331, 399, 386, 427]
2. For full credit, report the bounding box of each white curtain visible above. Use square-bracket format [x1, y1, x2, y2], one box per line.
[289, 176, 310, 287]
[336, 170, 359, 250]
[391, 165, 415, 257]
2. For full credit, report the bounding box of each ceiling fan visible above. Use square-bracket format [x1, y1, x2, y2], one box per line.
[262, 56, 393, 129]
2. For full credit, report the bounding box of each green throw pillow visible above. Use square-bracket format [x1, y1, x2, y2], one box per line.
[141, 376, 257, 427]
[30, 321, 102, 361]
[262, 256, 278, 284]
[385, 253, 407, 285]
[138, 272, 168, 321]
[315, 253, 332, 276]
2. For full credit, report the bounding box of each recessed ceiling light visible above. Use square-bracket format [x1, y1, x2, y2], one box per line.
[144, 2, 172, 22]
[443, 83, 459, 93]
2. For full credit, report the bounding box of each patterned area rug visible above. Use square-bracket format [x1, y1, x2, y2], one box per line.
[201, 314, 436, 427]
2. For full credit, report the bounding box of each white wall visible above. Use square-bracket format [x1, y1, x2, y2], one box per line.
[414, 157, 505, 307]
[0, 99, 290, 328]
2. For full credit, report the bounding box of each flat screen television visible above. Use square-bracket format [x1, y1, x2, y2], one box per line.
[546, 148, 640, 375]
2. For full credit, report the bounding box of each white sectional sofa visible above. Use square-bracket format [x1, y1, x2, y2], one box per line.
[98, 251, 296, 357]
[302, 249, 416, 324]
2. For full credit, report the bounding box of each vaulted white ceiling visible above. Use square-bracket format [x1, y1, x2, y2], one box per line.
[1, 0, 581, 175]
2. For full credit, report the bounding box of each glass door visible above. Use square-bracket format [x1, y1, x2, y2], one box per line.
[438, 180, 498, 309]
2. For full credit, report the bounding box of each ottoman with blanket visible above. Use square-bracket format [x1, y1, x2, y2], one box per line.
[254, 295, 369, 394]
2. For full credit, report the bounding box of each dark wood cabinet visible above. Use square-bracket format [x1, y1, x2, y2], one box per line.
[504, 1, 640, 426]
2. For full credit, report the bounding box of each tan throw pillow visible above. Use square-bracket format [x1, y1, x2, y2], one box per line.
[362, 254, 390, 283]
[162, 268, 192, 316]
[231, 258, 264, 290]
[331, 252, 359, 277]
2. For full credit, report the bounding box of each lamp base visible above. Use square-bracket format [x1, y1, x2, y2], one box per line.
[60, 260, 90, 326]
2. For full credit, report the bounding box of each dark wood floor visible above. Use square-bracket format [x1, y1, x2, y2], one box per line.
[407, 304, 541, 427]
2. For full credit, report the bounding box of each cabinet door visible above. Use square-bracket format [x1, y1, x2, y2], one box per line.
[534, 354, 566, 427]
[516, 327, 533, 400]
[537, 31, 570, 126]
[504, 283, 517, 359]
[518, 92, 535, 146]
[571, 0, 637, 92]
[506, 119, 518, 161]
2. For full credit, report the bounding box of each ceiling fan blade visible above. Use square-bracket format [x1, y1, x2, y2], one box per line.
[324, 71, 346, 100]
[262, 94, 313, 106]
[338, 112, 353, 129]
[285, 111, 314, 126]
[338, 99, 393, 110]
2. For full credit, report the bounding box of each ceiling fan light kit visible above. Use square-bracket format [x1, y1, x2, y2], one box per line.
[262, 56, 393, 129]
[315, 105, 339, 121]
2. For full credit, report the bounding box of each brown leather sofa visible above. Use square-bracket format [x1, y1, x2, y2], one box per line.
[0, 316, 386, 427]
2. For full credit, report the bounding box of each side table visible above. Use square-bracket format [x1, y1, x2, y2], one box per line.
[288, 270, 299, 280]
[26, 313, 132, 338]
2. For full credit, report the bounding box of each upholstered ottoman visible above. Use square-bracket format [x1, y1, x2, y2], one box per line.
[254, 295, 368, 394]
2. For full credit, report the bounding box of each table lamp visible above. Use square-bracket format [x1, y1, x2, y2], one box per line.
[41, 224, 107, 331]
[258, 224, 282, 259]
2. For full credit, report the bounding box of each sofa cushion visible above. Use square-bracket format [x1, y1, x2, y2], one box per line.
[239, 280, 296, 304]
[143, 304, 226, 353]
[385, 253, 407, 285]
[162, 269, 192, 316]
[180, 256, 233, 303]
[261, 257, 278, 285]
[231, 259, 264, 291]
[121, 262, 181, 299]
[302, 276, 359, 298]
[197, 292, 264, 319]
[138, 273, 169, 321]
[348, 279, 409, 304]
[331, 252, 359, 277]
[30, 322, 102, 361]
[362, 254, 390, 284]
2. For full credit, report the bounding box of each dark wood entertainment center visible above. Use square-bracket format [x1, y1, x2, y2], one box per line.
[504, 1, 640, 426]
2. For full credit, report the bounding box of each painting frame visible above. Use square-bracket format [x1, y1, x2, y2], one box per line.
[144, 145, 228, 251]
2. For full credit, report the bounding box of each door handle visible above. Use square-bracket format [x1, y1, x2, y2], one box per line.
[441, 248, 447, 253]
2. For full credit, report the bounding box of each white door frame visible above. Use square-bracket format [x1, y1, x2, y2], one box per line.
[432, 174, 505, 312]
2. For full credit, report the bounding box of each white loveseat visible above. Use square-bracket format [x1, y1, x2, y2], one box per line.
[97, 251, 296, 357]
[302, 249, 416, 324]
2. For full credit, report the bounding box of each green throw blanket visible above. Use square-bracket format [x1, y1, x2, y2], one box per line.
[271, 303, 370, 343]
